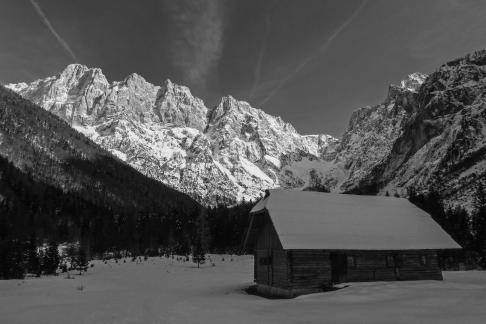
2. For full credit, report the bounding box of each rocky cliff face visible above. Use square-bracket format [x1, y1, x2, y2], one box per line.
[353, 51, 486, 210]
[333, 72, 427, 193]
[7, 65, 338, 205]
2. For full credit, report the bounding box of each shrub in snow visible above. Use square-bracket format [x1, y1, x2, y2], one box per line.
[192, 209, 210, 268]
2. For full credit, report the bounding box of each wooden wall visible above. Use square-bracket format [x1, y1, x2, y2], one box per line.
[254, 215, 290, 289]
[255, 248, 443, 296]
[288, 250, 332, 290]
[345, 250, 443, 282]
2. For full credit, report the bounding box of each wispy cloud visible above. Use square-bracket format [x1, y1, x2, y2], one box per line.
[166, 0, 225, 85]
[248, 16, 271, 101]
[29, 0, 78, 62]
[258, 0, 368, 107]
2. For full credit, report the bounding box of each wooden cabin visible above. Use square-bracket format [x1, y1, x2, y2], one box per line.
[243, 190, 461, 298]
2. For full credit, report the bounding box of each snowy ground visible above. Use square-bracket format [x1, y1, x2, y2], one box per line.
[1, 255, 486, 324]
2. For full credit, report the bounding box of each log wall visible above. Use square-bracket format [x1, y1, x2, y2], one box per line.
[345, 250, 443, 282]
[254, 217, 290, 289]
[288, 250, 332, 290]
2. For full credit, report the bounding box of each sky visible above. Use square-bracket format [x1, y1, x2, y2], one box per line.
[1, 0, 486, 137]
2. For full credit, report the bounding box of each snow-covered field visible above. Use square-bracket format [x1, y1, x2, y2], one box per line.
[1, 255, 485, 324]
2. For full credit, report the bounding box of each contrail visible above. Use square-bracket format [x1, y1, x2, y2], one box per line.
[258, 0, 368, 107]
[29, 0, 78, 62]
[166, 0, 224, 85]
[248, 16, 271, 101]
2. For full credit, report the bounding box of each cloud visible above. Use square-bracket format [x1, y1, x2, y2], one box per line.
[258, 0, 368, 107]
[248, 16, 271, 101]
[29, 0, 78, 62]
[166, 0, 225, 85]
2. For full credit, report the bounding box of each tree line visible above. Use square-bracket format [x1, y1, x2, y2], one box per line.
[408, 184, 486, 268]
[0, 155, 254, 278]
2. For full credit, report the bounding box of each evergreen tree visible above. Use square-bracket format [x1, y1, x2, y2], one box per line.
[25, 233, 41, 277]
[66, 243, 78, 271]
[446, 207, 472, 249]
[0, 238, 25, 279]
[69, 242, 89, 275]
[75, 247, 89, 275]
[42, 240, 60, 275]
[192, 209, 210, 268]
[472, 183, 486, 266]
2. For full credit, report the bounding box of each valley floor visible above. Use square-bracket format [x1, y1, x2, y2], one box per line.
[0, 255, 485, 324]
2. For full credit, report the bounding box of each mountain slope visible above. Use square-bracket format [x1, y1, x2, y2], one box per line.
[294, 72, 427, 193]
[0, 84, 200, 218]
[351, 50, 486, 210]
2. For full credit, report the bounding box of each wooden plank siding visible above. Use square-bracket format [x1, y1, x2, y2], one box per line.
[288, 250, 331, 290]
[255, 216, 282, 250]
[254, 215, 290, 289]
[344, 250, 443, 282]
[254, 248, 443, 297]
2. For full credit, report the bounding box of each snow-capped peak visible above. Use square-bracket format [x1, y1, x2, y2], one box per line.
[399, 72, 427, 92]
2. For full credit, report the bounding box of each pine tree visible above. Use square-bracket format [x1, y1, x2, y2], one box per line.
[75, 247, 89, 275]
[25, 233, 41, 277]
[74, 241, 89, 275]
[0, 238, 25, 279]
[446, 207, 472, 249]
[42, 240, 60, 275]
[472, 183, 486, 266]
[64, 242, 78, 278]
[192, 209, 210, 268]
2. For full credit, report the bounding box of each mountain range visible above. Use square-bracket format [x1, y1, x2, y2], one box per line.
[6, 49, 486, 210]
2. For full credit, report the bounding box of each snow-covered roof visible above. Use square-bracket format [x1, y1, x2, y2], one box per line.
[249, 190, 461, 250]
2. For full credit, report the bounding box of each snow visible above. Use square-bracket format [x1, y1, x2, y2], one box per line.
[240, 157, 273, 183]
[212, 160, 241, 191]
[251, 190, 460, 250]
[72, 125, 99, 140]
[280, 157, 345, 189]
[459, 160, 486, 179]
[110, 149, 127, 161]
[5, 82, 28, 92]
[264, 155, 281, 169]
[0, 256, 485, 324]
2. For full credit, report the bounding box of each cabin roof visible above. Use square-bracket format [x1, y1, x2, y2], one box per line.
[246, 189, 461, 250]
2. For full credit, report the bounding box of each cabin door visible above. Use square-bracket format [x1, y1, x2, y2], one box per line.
[266, 249, 273, 285]
[257, 249, 273, 285]
[393, 254, 401, 280]
[330, 252, 347, 283]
